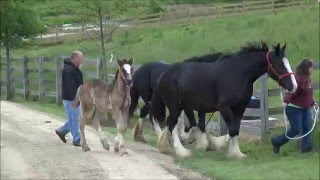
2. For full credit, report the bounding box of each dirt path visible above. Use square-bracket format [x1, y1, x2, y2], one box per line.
[0, 101, 207, 180]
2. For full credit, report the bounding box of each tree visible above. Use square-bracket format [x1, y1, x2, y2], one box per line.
[0, 0, 45, 100]
[79, 0, 129, 79]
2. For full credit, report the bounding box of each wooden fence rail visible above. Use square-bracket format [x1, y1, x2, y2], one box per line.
[47, 0, 317, 41]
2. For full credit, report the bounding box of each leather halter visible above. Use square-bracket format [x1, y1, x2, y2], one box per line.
[266, 51, 293, 83]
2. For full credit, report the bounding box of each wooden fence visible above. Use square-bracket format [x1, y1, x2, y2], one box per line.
[46, 0, 316, 42]
[0, 56, 140, 105]
[1, 56, 319, 136]
[131, 0, 314, 27]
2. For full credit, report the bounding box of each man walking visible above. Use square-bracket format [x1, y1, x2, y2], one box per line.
[55, 51, 84, 146]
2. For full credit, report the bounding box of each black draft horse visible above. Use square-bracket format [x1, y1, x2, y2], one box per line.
[150, 42, 297, 158]
[129, 53, 223, 145]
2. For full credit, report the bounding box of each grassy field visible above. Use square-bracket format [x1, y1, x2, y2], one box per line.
[6, 99, 320, 180]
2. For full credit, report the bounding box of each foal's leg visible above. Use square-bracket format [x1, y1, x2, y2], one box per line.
[80, 105, 90, 152]
[92, 109, 110, 150]
[132, 102, 149, 143]
[115, 111, 129, 156]
[195, 112, 209, 150]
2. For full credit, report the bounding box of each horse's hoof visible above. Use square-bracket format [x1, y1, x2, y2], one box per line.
[82, 145, 91, 152]
[227, 153, 247, 159]
[134, 135, 147, 143]
[175, 148, 191, 158]
[206, 144, 216, 151]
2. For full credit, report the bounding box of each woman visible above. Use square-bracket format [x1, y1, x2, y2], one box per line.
[271, 59, 318, 153]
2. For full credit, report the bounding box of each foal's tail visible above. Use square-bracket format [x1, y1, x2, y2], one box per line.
[150, 89, 166, 137]
[129, 87, 139, 118]
[71, 86, 82, 109]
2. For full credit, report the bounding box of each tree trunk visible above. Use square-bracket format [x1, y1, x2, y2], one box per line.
[5, 30, 13, 100]
[98, 5, 106, 79]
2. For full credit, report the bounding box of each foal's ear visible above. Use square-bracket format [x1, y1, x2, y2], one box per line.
[117, 58, 124, 67]
[273, 43, 281, 56]
[127, 57, 134, 65]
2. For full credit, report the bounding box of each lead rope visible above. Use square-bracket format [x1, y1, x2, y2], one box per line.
[280, 89, 319, 140]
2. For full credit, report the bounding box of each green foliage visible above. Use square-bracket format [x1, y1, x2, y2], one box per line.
[0, 0, 45, 48]
[146, 0, 166, 14]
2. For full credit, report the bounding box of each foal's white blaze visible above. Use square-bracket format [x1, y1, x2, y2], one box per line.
[123, 64, 131, 75]
[282, 57, 298, 93]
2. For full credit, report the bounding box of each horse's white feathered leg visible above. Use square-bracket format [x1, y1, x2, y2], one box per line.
[195, 129, 209, 150]
[172, 125, 191, 157]
[227, 136, 246, 159]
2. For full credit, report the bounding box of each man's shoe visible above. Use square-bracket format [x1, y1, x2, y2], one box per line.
[73, 141, 81, 147]
[55, 129, 66, 143]
[271, 138, 280, 154]
[302, 147, 312, 153]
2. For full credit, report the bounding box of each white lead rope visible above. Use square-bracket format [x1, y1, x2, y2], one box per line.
[280, 89, 319, 140]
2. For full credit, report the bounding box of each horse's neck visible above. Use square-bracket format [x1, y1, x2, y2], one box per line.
[114, 78, 129, 97]
[239, 52, 268, 83]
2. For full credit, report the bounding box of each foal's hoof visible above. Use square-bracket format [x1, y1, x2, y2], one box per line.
[120, 147, 129, 156]
[82, 145, 91, 152]
[114, 145, 119, 153]
[101, 140, 110, 151]
[103, 144, 110, 151]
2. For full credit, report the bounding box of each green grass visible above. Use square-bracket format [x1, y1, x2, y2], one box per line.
[5, 99, 320, 180]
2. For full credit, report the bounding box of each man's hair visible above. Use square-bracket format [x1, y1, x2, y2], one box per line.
[71, 51, 82, 60]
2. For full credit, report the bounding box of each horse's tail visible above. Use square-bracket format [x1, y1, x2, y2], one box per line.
[150, 88, 166, 137]
[71, 86, 82, 109]
[129, 87, 139, 118]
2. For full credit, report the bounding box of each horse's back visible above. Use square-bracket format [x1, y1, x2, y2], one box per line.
[81, 79, 113, 94]
[133, 61, 170, 93]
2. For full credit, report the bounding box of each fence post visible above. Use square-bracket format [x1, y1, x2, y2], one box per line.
[38, 56, 45, 103]
[56, 56, 62, 106]
[259, 74, 269, 137]
[23, 56, 29, 100]
[96, 57, 103, 79]
[6, 52, 14, 100]
[219, 113, 228, 135]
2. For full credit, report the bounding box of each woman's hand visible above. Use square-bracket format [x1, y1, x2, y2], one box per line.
[283, 103, 288, 107]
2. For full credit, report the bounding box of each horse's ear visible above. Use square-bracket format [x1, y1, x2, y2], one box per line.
[281, 43, 287, 54]
[273, 43, 280, 56]
[117, 58, 124, 66]
[127, 57, 133, 65]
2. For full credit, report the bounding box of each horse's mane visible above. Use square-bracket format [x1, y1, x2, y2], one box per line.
[183, 52, 224, 63]
[237, 41, 269, 54]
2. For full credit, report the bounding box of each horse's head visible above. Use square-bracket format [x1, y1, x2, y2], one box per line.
[267, 43, 297, 93]
[117, 57, 133, 87]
